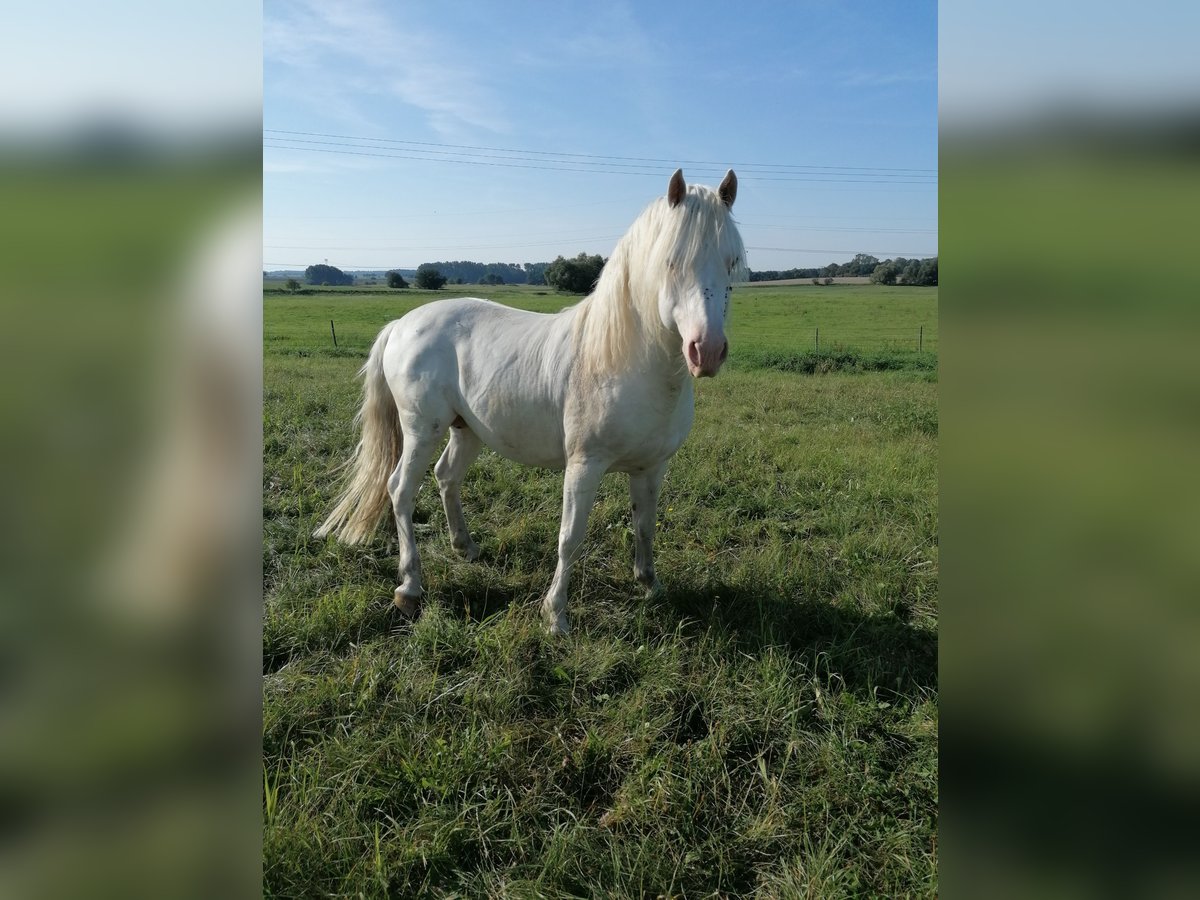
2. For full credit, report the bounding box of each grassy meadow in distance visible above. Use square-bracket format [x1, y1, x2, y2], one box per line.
[264, 282, 938, 897]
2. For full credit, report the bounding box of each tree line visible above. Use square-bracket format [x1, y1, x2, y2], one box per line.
[304, 263, 355, 286]
[295, 252, 936, 293]
[748, 253, 937, 285]
[543, 253, 606, 294]
[409, 255, 605, 293]
[867, 256, 937, 286]
[407, 260, 550, 285]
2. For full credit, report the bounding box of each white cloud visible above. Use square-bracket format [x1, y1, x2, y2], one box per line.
[264, 0, 507, 136]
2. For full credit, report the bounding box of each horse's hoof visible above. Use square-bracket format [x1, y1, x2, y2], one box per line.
[545, 613, 571, 637]
[393, 589, 421, 618]
[643, 580, 665, 601]
[454, 541, 480, 562]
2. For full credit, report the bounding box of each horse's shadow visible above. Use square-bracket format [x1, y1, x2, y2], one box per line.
[643, 578, 938, 698]
[330, 549, 936, 701]
[441, 582, 522, 624]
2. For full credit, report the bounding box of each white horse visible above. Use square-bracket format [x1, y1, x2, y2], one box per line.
[315, 169, 746, 634]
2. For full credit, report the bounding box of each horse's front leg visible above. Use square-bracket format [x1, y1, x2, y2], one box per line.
[542, 458, 606, 636]
[630, 461, 668, 599]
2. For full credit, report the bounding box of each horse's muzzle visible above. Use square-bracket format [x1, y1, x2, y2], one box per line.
[686, 337, 728, 377]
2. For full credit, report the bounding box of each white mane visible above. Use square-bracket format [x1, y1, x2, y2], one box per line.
[573, 183, 748, 374]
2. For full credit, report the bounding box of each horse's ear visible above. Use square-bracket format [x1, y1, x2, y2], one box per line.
[718, 169, 737, 208]
[668, 168, 686, 207]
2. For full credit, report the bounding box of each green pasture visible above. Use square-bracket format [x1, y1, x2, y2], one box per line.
[265, 282, 937, 366]
[264, 285, 938, 897]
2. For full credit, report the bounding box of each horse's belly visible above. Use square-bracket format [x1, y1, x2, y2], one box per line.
[609, 425, 690, 474]
[469, 414, 567, 471]
[488, 438, 567, 471]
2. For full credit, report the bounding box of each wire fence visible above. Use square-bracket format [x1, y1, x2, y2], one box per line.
[267, 324, 939, 357]
[747, 327, 936, 354]
[814, 326, 931, 353]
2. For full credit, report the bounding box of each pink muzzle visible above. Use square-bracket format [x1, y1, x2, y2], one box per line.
[686, 336, 729, 378]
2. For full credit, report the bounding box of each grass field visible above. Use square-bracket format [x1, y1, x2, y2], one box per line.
[265, 282, 937, 365]
[263, 284, 938, 897]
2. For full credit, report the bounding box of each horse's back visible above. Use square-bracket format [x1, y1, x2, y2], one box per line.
[382, 297, 575, 468]
[385, 296, 571, 380]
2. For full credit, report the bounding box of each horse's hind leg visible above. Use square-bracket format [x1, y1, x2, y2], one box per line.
[387, 421, 444, 616]
[434, 425, 483, 560]
[630, 462, 667, 599]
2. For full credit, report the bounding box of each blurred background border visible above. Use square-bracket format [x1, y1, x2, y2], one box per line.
[1, 1, 1198, 896]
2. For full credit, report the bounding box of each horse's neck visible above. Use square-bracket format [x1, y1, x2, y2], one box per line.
[638, 329, 688, 386]
[628, 287, 687, 383]
[611, 323, 690, 413]
[570, 278, 688, 391]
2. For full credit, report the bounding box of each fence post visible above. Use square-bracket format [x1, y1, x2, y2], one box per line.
[919, 325, 923, 353]
[815, 327, 819, 354]
[330, 319, 338, 348]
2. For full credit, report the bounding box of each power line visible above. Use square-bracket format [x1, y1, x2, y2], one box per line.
[749, 212, 937, 222]
[262, 139, 936, 183]
[264, 234, 625, 252]
[264, 241, 937, 259]
[265, 262, 421, 270]
[262, 199, 635, 220]
[739, 222, 938, 235]
[264, 128, 937, 175]
[747, 246, 936, 256]
[267, 223, 936, 247]
[265, 143, 936, 193]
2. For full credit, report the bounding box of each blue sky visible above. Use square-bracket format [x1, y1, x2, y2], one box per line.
[264, 0, 938, 272]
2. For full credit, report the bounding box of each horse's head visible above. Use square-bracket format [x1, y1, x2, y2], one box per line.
[655, 168, 746, 377]
[578, 169, 747, 378]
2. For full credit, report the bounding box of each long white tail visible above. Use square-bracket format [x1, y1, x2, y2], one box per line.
[313, 324, 401, 545]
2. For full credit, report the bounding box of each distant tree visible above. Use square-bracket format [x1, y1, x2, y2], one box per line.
[481, 273, 505, 285]
[386, 271, 408, 289]
[748, 256, 935, 286]
[285, 278, 301, 293]
[544, 257, 565, 291]
[415, 265, 448, 290]
[413, 260, 528, 284]
[919, 257, 937, 285]
[846, 253, 881, 277]
[870, 261, 899, 285]
[545, 252, 606, 293]
[899, 259, 924, 285]
[855, 256, 937, 286]
[304, 263, 353, 286]
[524, 262, 549, 285]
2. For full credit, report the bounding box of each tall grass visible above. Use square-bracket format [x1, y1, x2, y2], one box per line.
[264, 289, 938, 897]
